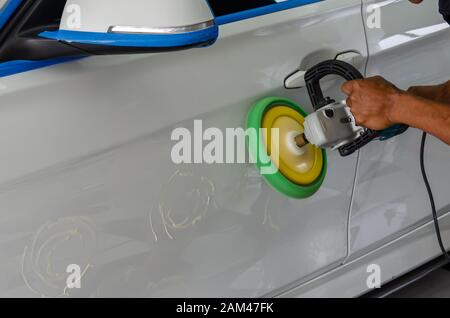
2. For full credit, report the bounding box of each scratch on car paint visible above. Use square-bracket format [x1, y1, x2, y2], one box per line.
[148, 170, 217, 242]
[263, 194, 281, 232]
[21, 217, 96, 297]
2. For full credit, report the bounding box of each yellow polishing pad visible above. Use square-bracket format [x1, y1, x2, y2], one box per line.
[262, 106, 323, 186]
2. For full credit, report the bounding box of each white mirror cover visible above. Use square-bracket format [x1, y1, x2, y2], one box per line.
[40, 0, 217, 49]
[59, 0, 215, 33]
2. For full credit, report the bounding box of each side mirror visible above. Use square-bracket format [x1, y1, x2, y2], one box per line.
[0, 0, 217, 62]
[41, 0, 218, 54]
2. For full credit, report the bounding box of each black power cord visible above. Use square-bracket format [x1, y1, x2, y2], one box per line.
[420, 132, 450, 261]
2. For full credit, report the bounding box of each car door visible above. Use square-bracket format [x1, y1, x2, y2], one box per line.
[0, 0, 366, 297]
[348, 0, 450, 259]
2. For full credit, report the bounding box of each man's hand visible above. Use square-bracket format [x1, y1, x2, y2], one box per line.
[341, 76, 403, 130]
[342, 76, 450, 145]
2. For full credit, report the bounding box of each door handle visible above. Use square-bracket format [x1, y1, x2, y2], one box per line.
[285, 51, 363, 89]
[334, 50, 364, 66]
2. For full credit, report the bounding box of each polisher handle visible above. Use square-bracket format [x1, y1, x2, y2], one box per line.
[304, 60, 409, 156]
[304, 59, 379, 156]
[304, 59, 364, 110]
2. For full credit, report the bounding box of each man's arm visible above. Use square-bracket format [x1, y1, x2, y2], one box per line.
[391, 93, 450, 144]
[408, 80, 450, 104]
[341, 76, 450, 145]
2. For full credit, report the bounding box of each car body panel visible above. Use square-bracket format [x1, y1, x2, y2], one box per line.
[347, 0, 450, 259]
[277, 212, 450, 297]
[0, 0, 366, 297]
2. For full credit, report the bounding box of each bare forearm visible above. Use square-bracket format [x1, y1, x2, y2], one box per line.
[434, 80, 450, 103]
[390, 93, 450, 145]
[408, 80, 450, 104]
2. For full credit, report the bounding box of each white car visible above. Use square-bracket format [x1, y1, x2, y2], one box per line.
[0, 0, 449, 298]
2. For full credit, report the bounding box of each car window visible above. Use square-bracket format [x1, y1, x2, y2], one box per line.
[208, 0, 277, 17]
[208, 0, 323, 24]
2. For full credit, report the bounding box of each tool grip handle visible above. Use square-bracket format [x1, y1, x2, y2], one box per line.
[339, 124, 409, 157]
[339, 129, 378, 157]
[305, 59, 364, 110]
[304, 59, 409, 156]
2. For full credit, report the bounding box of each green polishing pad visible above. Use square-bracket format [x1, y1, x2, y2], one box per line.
[246, 97, 327, 199]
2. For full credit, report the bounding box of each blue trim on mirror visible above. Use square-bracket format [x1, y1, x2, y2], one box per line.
[39, 25, 219, 48]
[214, 0, 323, 25]
[0, 0, 23, 29]
[0, 0, 321, 77]
[0, 57, 82, 78]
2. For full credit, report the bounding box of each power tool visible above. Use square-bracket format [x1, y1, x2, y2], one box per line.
[288, 59, 450, 263]
[290, 59, 408, 155]
[246, 59, 409, 199]
[248, 58, 450, 265]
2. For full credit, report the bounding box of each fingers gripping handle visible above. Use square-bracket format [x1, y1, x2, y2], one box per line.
[305, 59, 364, 110]
[302, 59, 408, 156]
[304, 59, 377, 157]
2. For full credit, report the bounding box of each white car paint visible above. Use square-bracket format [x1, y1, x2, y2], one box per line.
[0, 0, 448, 297]
[348, 0, 450, 258]
[283, 0, 450, 297]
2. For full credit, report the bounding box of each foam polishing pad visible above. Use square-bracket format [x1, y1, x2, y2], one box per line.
[246, 97, 327, 198]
